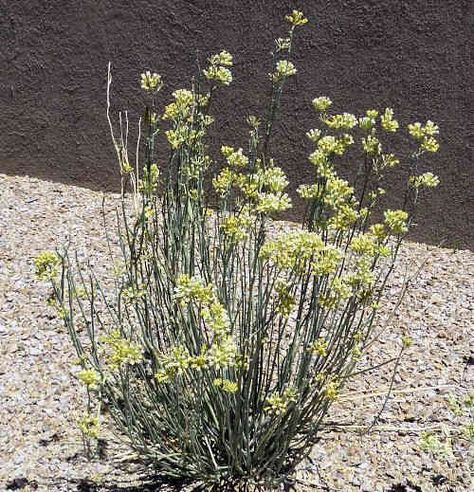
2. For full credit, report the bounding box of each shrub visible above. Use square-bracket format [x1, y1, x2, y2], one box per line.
[37, 10, 440, 490]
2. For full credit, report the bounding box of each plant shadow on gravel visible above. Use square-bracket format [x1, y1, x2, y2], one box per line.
[51, 477, 187, 492]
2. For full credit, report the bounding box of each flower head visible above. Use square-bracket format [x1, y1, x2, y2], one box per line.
[384, 209, 409, 235]
[34, 251, 60, 281]
[308, 337, 329, 357]
[285, 10, 308, 26]
[78, 368, 99, 388]
[140, 71, 163, 92]
[100, 330, 142, 369]
[408, 121, 440, 152]
[78, 413, 100, 439]
[420, 137, 439, 153]
[175, 274, 214, 306]
[222, 146, 249, 168]
[271, 60, 297, 82]
[362, 135, 382, 155]
[256, 192, 292, 214]
[213, 378, 239, 393]
[380, 108, 399, 132]
[275, 37, 291, 51]
[322, 112, 358, 130]
[209, 50, 233, 67]
[275, 281, 295, 317]
[324, 380, 340, 401]
[409, 172, 440, 189]
[204, 51, 233, 86]
[264, 387, 298, 415]
[312, 96, 332, 112]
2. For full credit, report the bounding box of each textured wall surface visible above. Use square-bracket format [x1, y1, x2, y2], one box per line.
[1, 0, 473, 247]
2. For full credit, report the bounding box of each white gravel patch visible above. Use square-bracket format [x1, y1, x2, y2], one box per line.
[0, 173, 472, 491]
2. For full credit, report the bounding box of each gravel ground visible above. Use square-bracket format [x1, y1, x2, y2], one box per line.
[1, 173, 473, 491]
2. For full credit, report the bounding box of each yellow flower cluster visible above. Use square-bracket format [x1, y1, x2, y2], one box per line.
[213, 377, 239, 393]
[369, 223, 386, 240]
[238, 161, 289, 197]
[350, 233, 390, 257]
[213, 167, 234, 196]
[380, 108, 399, 132]
[322, 112, 358, 130]
[306, 128, 322, 143]
[318, 277, 352, 309]
[213, 157, 290, 207]
[347, 257, 376, 293]
[205, 66, 232, 85]
[260, 230, 325, 269]
[358, 109, 378, 131]
[259, 164, 289, 193]
[285, 10, 308, 26]
[209, 50, 233, 66]
[140, 71, 163, 92]
[323, 176, 354, 207]
[78, 413, 100, 439]
[328, 203, 359, 230]
[154, 339, 239, 383]
[275, 37, 291, 52]
[261, 231, 342, 276]
[298, 175, 353, 211]
[324, 380, 340, 401]
[122, 284, 146, 304]
[362, 134, 382, 155]
[78, 368, 99, 388]
[175, 274, 215, 306]
[303, 139, 352, 178]
[201, 301, 230, 334]
[408, 120, 438, 139]
[214, 159, 292, 213]
[275, 281, 296, 317]
[381, 153, 400, 168]
[155, 345, 207, 382]
[221, 145, 249, 168]
[204, 50, 233, 86]
[420, 138, 439, 152]
[34, 251, 60, 281]
[256, 192, 292, 213]
[312, 96, 332, 112]
[264, 387, 298, 415]
[408, 120, 440, 152]
[271, 60, 297, 82]
[312, 248, 343, 276]
[163, 89, 195, 121]
[308, 337, 328, 357]
[383, 209, 409, 235]
[138, 163, 160, 193]
[316, 134, 353, 156]
[100, 329, 142, 369]
[155, 345, 192, 382]
[220, 211, 253, 242]
[207, 335, 238, 369]
[165, 127, 204, 150]
[297, 182, 321, 199]
[175, 274, 234, 345]
[409, 172, 440, 189]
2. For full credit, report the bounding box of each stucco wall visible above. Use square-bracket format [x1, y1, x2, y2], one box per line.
[1, 0, 473, 247]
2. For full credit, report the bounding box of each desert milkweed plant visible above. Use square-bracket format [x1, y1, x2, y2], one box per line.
[36, 9, 441, 490]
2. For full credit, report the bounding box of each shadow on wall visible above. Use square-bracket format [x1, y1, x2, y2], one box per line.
[1, 0, 473, 250]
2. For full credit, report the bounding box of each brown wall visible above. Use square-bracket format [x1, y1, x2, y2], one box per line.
[1, 0, 473, 248]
